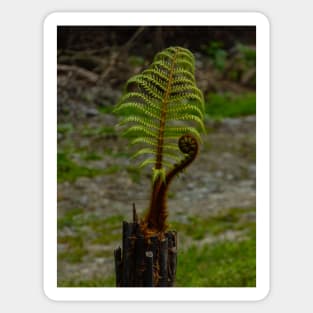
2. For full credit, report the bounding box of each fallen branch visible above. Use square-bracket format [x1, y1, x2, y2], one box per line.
[57, 64, 99, 83]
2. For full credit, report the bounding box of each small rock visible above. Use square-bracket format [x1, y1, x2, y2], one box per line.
[174, 214, 189, 224]
[85, 108, 99, 117]
[215, 171, 223, 178]
[187, 182, 195, 190]
[95, 258, 106, 265]
[75, 177, 90, 188]
[81, 268, 91, 276]
[79, 195, 89, 206]
[57, 243, 68, 252]
[249, 164, 256, 177]
[226, 174, 234, 180]
[57, 133, 64, 140]
[241, 211, 256, 222]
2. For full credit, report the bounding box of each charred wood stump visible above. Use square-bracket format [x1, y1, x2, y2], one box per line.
[114, 205, 177, 287]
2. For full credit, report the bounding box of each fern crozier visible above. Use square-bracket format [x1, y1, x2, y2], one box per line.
[115, 46, 205, 234]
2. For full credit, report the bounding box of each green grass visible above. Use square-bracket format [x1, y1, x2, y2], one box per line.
[57, 123, 74, 135]
[98, 106, 115, 114]
[58, 236, 87, 263]
[81, 126, 116, 137]
[57, 152, 121, 182]
[57, 208, 120, 286]
[171, 207, 255, 240]
[126, 166, 141, 183]
[58, 276, 115, 287]
[81, 152, 103, 161]
[58, 207, 255, 287]
[128, 55, 145, 67]
[57, 208, 84, 230]
[205, 92, 256, 119]
[176, 233, 256, 287]
[173, 207, 256, 287]
[57, 152, 103, 182]
[58, 210, 124, 266]
[102, 165, 121, 175]
[58, 209, 124, 237]
[103, 147, 131, 158]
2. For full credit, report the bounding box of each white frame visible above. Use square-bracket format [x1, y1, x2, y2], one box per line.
[43, 12, 270, 301]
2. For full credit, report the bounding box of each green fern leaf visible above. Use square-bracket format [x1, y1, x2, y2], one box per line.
[164, 126, 202, 142]
[138, 158, 173, 169]
[118, 116, 159, 130]
[115, 46, 205, 180]
[122, 125, 158, 139]
[131, 148, 156, 160]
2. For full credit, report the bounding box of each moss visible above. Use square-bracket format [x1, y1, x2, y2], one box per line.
[168, 191, 176, 199]
[58, 213, 124, 266]
[58, 248, 87, 263]
[82, 152, 103, 161]
[126, 166, 141, 183]
[170, 207, 255, 240]
[58, 207, 256, 287]
[103, 215, 124, 225]
[57, 208, 84, 230]
[58, 235, 87, 264]
[91, 232, 121, 245]
[102, 165, 121, 175]
[81, 126, 116, 137]
[58, 276, 115, 287]
[128, 55, 145, 67]
[57, 152, 122, 182]
[57, 123, 74, 135]
[87, 214, 123, 244]
[98, 106, 115, 114]
[57, 152, 105, 182]
[103, 147, 131, 158]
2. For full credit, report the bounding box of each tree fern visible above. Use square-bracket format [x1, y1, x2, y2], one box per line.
[114, 46, 205, 234]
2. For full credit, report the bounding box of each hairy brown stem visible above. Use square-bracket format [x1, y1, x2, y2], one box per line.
[142, 134, 199, 235]
[155, 49, 178, 169]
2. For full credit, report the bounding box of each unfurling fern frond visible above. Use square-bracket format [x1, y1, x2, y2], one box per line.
[114, 46, 205, 234]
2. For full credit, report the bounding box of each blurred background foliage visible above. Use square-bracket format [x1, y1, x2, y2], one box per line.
[57, 26, 256, 287]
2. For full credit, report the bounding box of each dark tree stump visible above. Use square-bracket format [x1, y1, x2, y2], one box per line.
[114, 205, 177, 287]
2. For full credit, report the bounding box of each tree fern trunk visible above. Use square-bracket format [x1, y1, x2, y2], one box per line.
[114, 206, 177, 287]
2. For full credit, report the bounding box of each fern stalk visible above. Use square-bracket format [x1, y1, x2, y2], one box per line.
[145, 134, 199, 234]
[155, 48, 178, 171]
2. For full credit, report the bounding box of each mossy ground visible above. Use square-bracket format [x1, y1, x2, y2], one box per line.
[57, 206, 255, 287]
[174, 207, 256, 287]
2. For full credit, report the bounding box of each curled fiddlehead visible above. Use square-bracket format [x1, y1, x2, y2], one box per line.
[143, 134, 199, 234]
